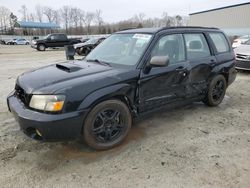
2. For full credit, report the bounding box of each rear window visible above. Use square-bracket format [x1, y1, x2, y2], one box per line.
[209, 33, 230, 53]
[184, 33, 211, 60]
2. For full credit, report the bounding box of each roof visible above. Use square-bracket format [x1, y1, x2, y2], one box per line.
[116, 26, 219, 34]
[15, 21, 60, 29]
[190, 2, 250, 15]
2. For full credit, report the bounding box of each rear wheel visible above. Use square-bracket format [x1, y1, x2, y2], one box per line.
[203, 75, 227, 106]
[83, 100, 132, 150]
[37, 44, 46, 51]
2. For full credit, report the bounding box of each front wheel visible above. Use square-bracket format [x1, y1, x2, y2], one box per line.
[203, 75, 227, 106]
[37, 44, 46, 51]
[84, 100, 132, 150]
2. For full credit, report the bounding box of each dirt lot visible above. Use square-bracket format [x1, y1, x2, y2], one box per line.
[0, 45, 249, 188]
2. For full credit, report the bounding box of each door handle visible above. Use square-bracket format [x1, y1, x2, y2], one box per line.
[175, 66, 185, 71]
[210, 59, 216, 66]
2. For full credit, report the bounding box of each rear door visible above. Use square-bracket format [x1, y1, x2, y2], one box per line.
[57, 34, 69, 47]
[183, 32, 216, 97]
[138, 33, 190, 112]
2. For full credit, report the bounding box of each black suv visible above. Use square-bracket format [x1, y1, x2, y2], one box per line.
[7, 27, 237, 150]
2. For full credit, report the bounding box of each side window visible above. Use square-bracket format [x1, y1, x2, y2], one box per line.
[184, 33, 211, 60]
[209, 33, 230, 53]
[151, 34, 185, 65]
[50, 35, 55, 40]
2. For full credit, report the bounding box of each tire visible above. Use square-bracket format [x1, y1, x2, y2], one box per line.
[203, 75, 227, 106]
[26, 42, 29, 45]
[13, 42, 17, 45]
[37, 44, 46, 51]
[76, 48, 81, 55]
[84, 100, 132, 150]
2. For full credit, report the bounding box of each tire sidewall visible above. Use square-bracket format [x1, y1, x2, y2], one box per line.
[83, 100, 132, 150]
[207, 75, 227, 106]
[37, 44, 46, 51]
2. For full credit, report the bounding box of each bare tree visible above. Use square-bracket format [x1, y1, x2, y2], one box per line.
[9, 12, 17, 34]
[95, 9, 103, 34]
[60, 6, 70, 33]
[0, 6, 11, 34]
[43, 6, 54, 22]
[28, 13, 35, 22]
[175, 15, 183, 26]
[35, 5, 43, 22]
[85, 12, 95, 34]
[161, 12, 174, 27]
[52, 10, 60, 25]
[19, 5, 28, 21]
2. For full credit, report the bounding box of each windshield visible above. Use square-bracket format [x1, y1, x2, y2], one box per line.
[85, 33, 153, 67]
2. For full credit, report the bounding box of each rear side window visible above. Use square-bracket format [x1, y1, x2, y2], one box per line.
[209, 33, 230, 53]
[184, 34, 211, 60]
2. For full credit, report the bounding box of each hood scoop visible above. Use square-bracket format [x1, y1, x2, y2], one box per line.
[56, 63, 83, 73]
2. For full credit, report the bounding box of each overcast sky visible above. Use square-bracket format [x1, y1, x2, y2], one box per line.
[0, 0, 248, 22]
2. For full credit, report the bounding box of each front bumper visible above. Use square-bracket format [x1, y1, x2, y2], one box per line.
[236, 59, 250, 70]
[7, 92, 88, 141]
[31, 44, 37, 49]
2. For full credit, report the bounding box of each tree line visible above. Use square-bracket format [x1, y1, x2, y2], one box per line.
[0, 5, 188, 35]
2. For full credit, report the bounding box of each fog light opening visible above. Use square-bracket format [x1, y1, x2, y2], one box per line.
[36, 129, 42, 137]
[26, 128, 43, 140]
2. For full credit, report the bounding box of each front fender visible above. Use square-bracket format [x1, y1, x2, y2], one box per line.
[78, 84, 135, 110]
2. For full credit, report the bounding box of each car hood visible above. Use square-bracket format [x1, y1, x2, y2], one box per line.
[17, 60, 138, 94]
[234, 45, 250, 55]
[74, 42, 94, 49]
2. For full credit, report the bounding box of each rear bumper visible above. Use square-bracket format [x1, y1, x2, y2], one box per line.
[236, 59, 250, 70]
[7, 92, 88, 141]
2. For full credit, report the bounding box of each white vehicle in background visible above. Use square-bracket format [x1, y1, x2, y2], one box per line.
[234, 39, 250, 70]
[6, 38, 30, 45]
[232, 35, 250, 48]
[14, 38, 30, 45]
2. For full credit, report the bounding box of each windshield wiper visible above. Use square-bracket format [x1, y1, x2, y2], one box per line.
[86, 59, 111, 66]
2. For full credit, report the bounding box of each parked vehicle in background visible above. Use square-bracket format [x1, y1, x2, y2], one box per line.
[74, 37, 106, 56]
[32, 33, 81, 51]
[15, 38, 30, 45]
[6, 39, 17, 45]
[232, 35, 250, 48]
[6, 38, 30, 45]
[234, 39, 250, 70]
[0, 40, 5, 45]
[7, 27, 236, 150]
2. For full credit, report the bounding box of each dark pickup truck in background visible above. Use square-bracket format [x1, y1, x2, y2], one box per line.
[31, 33, 81, 51]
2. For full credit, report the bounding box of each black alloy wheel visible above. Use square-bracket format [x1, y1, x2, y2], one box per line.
[204, 75, 227, 106]
[84, 100, 132, 150]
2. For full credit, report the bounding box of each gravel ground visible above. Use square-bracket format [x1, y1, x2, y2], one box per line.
[0, 45, 249, 188]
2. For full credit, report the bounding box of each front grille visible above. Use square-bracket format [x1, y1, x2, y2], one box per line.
[236, 54, 250, 60]
[15, 84, 31, 106]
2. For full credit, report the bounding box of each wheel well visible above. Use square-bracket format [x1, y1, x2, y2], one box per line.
[38, 43, 46, 47]
[220, 73, 229, 86]
[81, 95, 135, 136]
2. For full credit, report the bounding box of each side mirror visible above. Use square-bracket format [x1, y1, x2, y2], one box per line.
[149, 56, 170, 67]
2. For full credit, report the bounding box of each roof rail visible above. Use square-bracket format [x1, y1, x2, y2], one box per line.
[159, 26, 220, 31]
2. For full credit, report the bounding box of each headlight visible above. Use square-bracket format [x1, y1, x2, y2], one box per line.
[29, 95, 65, 112]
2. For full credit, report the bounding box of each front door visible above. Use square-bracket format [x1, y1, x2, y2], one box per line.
[138, 33, 190, 113]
